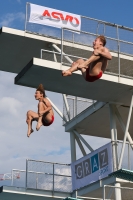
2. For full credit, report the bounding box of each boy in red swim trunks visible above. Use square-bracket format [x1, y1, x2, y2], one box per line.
[62, 35, 112, 82]
[26, 84, 54, 137]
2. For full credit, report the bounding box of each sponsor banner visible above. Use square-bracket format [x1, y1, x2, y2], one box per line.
[71, 142, 113, 190]
[29, 3, 81, 32]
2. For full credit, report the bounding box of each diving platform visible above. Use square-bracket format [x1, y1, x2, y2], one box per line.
[64, 102, 133, 140]
[72, 176, 133, 199]
[15, 57, 133, 107]
[0, 27, 133, 107]
[1, 177, 133, 200]
[0, 186, 71, 200]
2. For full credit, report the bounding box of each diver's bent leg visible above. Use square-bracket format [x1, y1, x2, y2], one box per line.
[27, 110, 38, 137]
[36, 102, 45, 131]
[62, 59, 85, 76]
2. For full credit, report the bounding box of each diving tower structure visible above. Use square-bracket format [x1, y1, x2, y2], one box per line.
[1, 3, 133, 199]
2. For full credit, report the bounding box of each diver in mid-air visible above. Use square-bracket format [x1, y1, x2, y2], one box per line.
[26, 84, 54, 137]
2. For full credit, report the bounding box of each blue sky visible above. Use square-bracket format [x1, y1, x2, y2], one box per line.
[1, 0, 133, 30]
[0, 0, 133, 183]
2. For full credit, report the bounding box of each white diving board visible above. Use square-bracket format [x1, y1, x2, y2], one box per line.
[15, 58, 133, 106]
[1, 27, 133, 106]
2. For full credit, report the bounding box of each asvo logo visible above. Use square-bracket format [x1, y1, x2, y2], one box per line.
[42, 10, 80, 27]
[29, 4, 81, 31]
[75, 148, 108, 179]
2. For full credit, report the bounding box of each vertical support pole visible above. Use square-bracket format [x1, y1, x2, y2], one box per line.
[119, 94, 133, 169]
[70, 132, 76, 162]
[40, 49, 43, 59]
[75, 190, 77, 198]
[36, 173, 38, 189]
[109, 104, 118, 171]
[62, 94, 70, 120]
[11, 170, 13, 186]
[25, 159, 28, 189]
[128, 143, 130, 170]
[115, 183, 121, 200]
[73, 98, 75, 118]
[116, 25, 121, 82]
[103, 185, 105, 200]
[53, 164, 55, 196]
[75, 97, 77, 117]
[25, 2, 28, 31]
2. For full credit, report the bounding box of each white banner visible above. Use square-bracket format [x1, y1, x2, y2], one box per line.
[29, 3, 81, 32]
[71, 143, 113, 190]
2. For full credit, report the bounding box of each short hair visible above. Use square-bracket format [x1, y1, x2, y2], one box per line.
[97, 35, 106, 46]
[36, 84, 45, 97]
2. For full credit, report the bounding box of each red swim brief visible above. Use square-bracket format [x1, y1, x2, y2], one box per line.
[85, 68, 103, 82]
[42, 116, 54, 126]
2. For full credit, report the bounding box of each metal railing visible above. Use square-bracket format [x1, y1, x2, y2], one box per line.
[61, 27, 133, 80]
[1, 161, 72, 193]
[25, 2, 133, 42]
[25, 159, 72, 193]
[26, 2, 133, 80]
[116, 141, 133, 170]
[1, 143, 133, 200]
[103, 185, 133, 200]
[63, 95, 96, 122]
[11, 169, 26, 187]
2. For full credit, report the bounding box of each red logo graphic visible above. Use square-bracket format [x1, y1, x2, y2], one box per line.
[42, 10, 80, 27]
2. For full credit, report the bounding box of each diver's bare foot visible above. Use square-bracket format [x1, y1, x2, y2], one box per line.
[27, 129, 34, 137]
[62, 70, 72, 76]
[36, 122, 43, 131]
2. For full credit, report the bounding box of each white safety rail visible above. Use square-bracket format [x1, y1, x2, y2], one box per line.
[0, 171, 20, 181]
[25, 159, 72, 193]
[112, 141, 133, 171]
[63, 95, 96, 122]
[39, 29, 133, 80]
[103, 185, 133, 200]
[61, 27, 133, 80]
[15, 141, 133, 187]
[0, 162, 72, 192]
[117, 141, 133, 170]
[11, 169, 26, 187]
[25, 2, 133, 80]
[25, 2, 133, 47]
